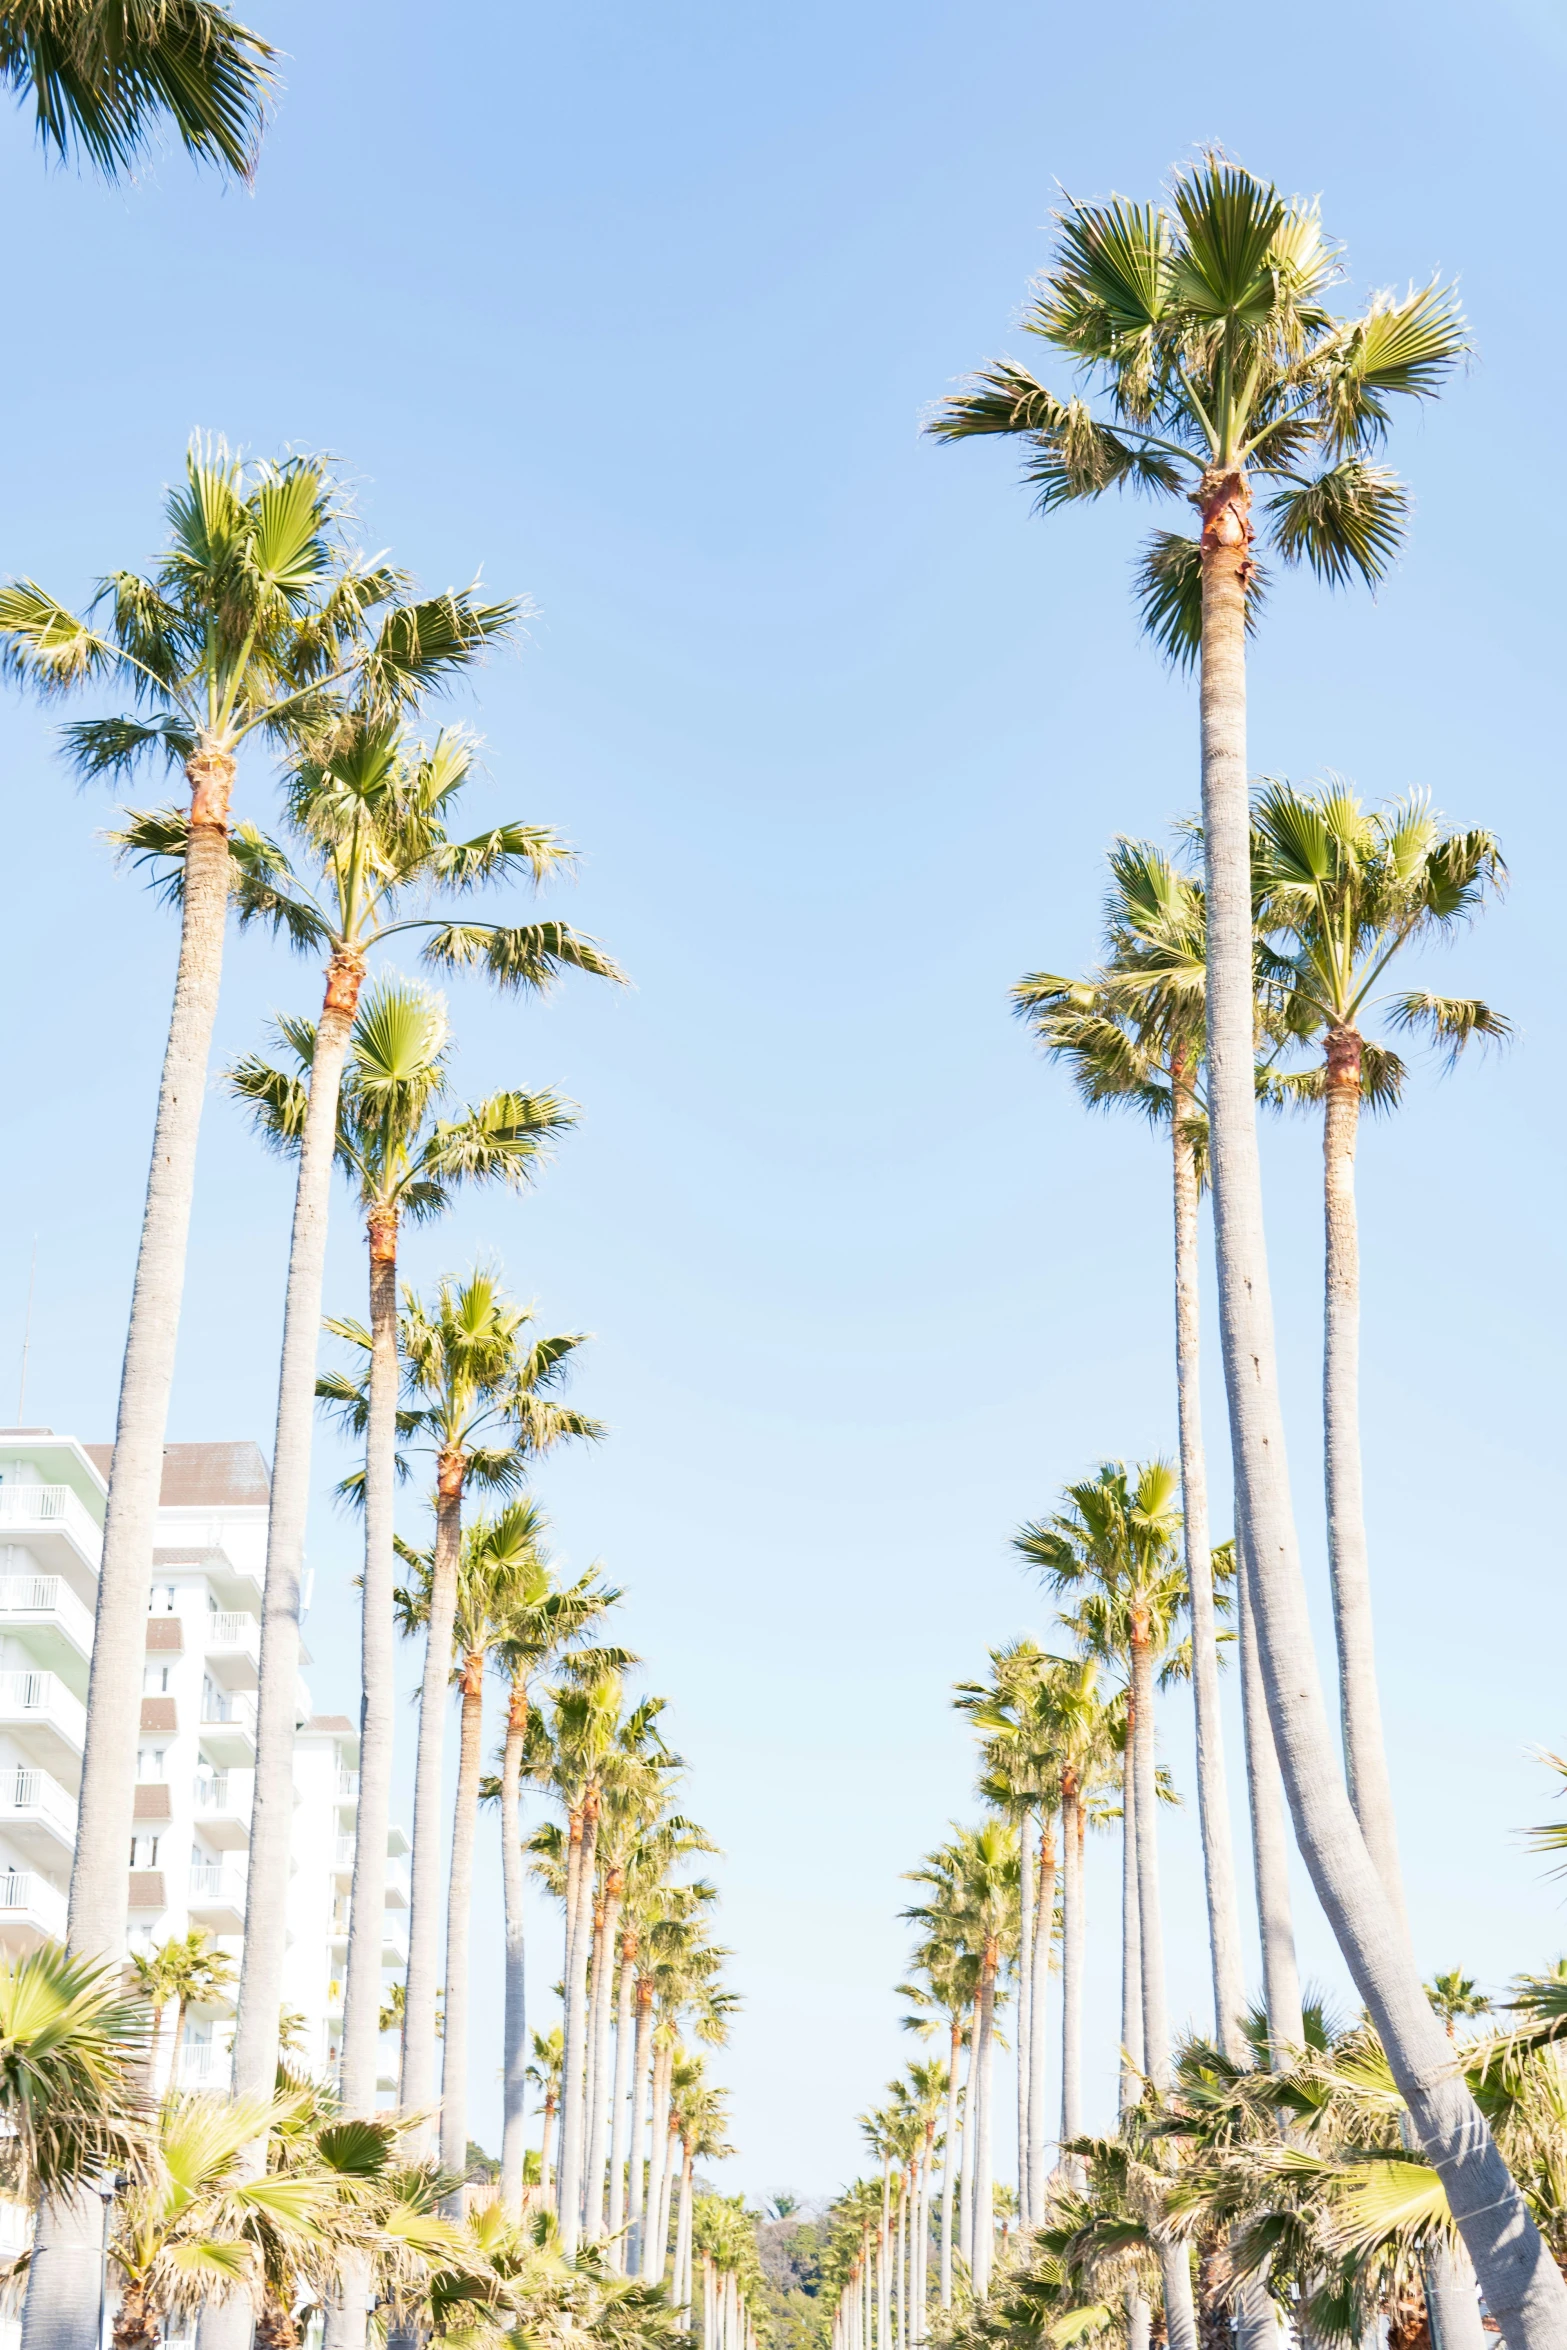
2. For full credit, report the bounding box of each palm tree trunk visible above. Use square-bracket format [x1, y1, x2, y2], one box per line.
[1321, 1028, 1407, 1923]
[326, 1204, 401, 2350]
[653, 2111, 679, 2282]
[232, 950, 363, 2116]
[675, 2147, 694, 2321]
[1237, 1531, 1302, 2057]
[1030, 1811, 1054, 2201]
[971, 1962, 996, 2298]
[957, 2000, 976, 2272]
[641, 2032, 672, 2277]
[1196, 490, 1565, 2347]
[24, 753, 235, 2350]
[581, 1891, 605, 2218]
[555, 1805, 585, 2211]
[879, 2163, 892, 2350]
[939, 2017, 961, 2307]
[627, 1976, 654, 2271]
[1060, 1782, 1083, 2153]
[584, 1872, 622, 2238]
[1120, 1724, 1143, 2111]
[401, 1459, 466, 2147]
[1016, 1807, 1034, 2225]
[558, 1796, 600, 2252]
[607, 1937, 636, 2261]
[1130, 1631, 1169, 2085]
[439, 1652, 486, 2198]
[499, 1675, 530, 2219]
[1172, 1070, 1248, 2063]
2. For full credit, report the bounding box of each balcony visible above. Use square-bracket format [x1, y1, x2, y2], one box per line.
[202, 1610, 260, 1691]
[0, 1866, 68, 1950]
[178, 2039, 232, 2088]
[336, 1766, 359, 1802]
[199, 1689, 256, 1769]
[193, 1772, 249, 1851]
[188, 1860, 246, 1934]
[0, 1575, 95, 1695]
[329, 1909, 408, 1970]
[0, 1765, 76, 1865]
[0, 1671, 86, 1785]
[0, 1484, 102, 1595]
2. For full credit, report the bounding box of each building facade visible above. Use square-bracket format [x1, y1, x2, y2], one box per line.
[0, 1428, 406, 2090]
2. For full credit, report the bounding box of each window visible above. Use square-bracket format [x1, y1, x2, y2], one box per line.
[150, 1585, 176, 1615]
[142, 1664, 170, 1695]
[129, 1834, 160, 1868]
[136, 1748, 166, 1781]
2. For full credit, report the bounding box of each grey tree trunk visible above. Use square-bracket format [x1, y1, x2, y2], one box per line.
[957, 2001, 976, 2272]
[555, 1809, 585, 2212]
[626, 1979, 654, 2272]
[1126, 2293, 1151, 2350]
[652, 2112, 678, 2283]
[607, 1942, 636, 2260]
[971, 1968, 996, 2297]
[1197, 494, 1567, 2348]
[558, 1802, 600, 2252]
[1120, 1732, 1144, 2111]
[1321, 1038, 1408, 1925]
[1016, 1807, 1034, 2225]
[1060, 1786, 1083, 2154]
[1131, 1633, 1169, 2084]
[879, 2164, 892, 2350]
[1173, 1080, 1248, 2063]
[23, 759, 235, 2350]
[326, 1207, 401, 2350]
[499, 1680, 529, 2218]
[1237, 1532, 1302, 2057]
[641, 2032, 672, 2278]
[1159, 2244, 1198, 2350]
[939, 2018, 961, 2307]
[439, 1660, 485, 2197]
[584, 1878, 622, 2238]
[1029, 1811, 1054, 2208]
[401, 1474, 465, 2149]
[233, 966, 360, 2105]
[675, 2150, 694, 2321]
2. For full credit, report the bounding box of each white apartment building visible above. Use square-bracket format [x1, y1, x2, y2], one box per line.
[0, 1427, 407, 2092]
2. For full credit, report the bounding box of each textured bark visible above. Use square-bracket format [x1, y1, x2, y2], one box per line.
[607, 1938, 636, 2259]
[255, 2293, 302, 2350]
[675, 2149, 694, 2320]
[1131, 1627, 1170, 2085]
[583, 1893, 606, 2210]
[1017, 1807, 1034, 2225]
[1237, 1534, 1302, 2057]
[558, 1794, 600, 2251]
[1321, 1026, 1408, 1927]
[584, 1872, 622, 2238]
[1029, 1811, 1054, 2209]
[652, 2110, 679, 2283]
[499, 1677, 530, 2216]
[1060, 1782, 1083, 2152]
[1173, 1074, 1248, 2062]
[971, 1953, 996, 2297]
[1120, 1726, 1144, 2110]
[402, 1461, 467, 2146]
[1198, 488, 1567, 2348]
[626, 1974, 654, 2271]
[957, 2001, 976, 2270]
[440, 1650, 486, 2194]
[235, 957, 362, 2112]
[879, 2164, 892, 2350]
[1422, 2243, 1487, 2350]
[641, 2032, 673, 2277]
[1160, 2243, 1199, 2350]
[1127, 2293, 1151, 2350]
[939, 2016, 961, 2306]
[555, 1806, 585, 2211]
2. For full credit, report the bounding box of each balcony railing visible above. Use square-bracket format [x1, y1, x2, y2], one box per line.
[0, 1870, 68, 1933]
[0, 1483, 101, 1553]
[0, 1574, 95, 1648]
[189, 1861, 245, 1903]
[334, 1834, 355, 1869]
[194, 1773, 234, 1812]
[336, 1767, 359, 1799]
[200, 1690, 257, 1730]
[204, 1610, 259, 1651]
[178, 2041, 230, 2086]
[0, 1670, 86, 1747]
[0, 1766, 76, 1836]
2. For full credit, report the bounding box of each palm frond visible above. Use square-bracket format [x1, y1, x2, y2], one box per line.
[1265, 460, 1409, 588]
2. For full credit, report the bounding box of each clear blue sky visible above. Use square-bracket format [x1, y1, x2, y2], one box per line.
[1, 0, 1563, 2199]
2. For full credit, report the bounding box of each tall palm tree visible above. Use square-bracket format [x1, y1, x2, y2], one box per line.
[0, 0, 274, 178]
[928, 158, 1556, 2346]
[342, 1263, 603, 2149]
[0, 1943, 149, 2195]
[203, 717, 620, 2108]
[1019, 1462, 1196, 2350]
[130, 1926, 234, 2087]
[899, 1895, 977, 2302]
[1251, 778, 1507, 1918]
[1016, 841, 1248, 2066]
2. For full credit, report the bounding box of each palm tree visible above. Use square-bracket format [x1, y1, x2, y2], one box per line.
[129, 1925, 234, 2087]
[606, 1828, 718, 2269]
[202, 716, 620, 2108]
[1016, 840, 1248, 2065]
[524, 2027, 565, 2195]
[488, 1560, 625, 2222]
[1427, 1974, 1489, 2042]
[929, 157, 1554, 2343]
[898, 1948, 972, 2310]
[0, 1943, 149, 2195]
[1251, 777, 1507, 1919]
[0, 0, 274, 178]
[0, 444, 515, 1977]
[343, 1264, 603, 2151]
[259, 987, 570, 2161]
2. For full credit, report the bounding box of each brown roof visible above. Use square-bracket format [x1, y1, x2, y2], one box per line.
[308, 1715, 355, 1734]
[84, 1441, 270, 1507]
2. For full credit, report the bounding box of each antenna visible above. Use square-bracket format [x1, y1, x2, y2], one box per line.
[17, 1237, 36, 1425]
